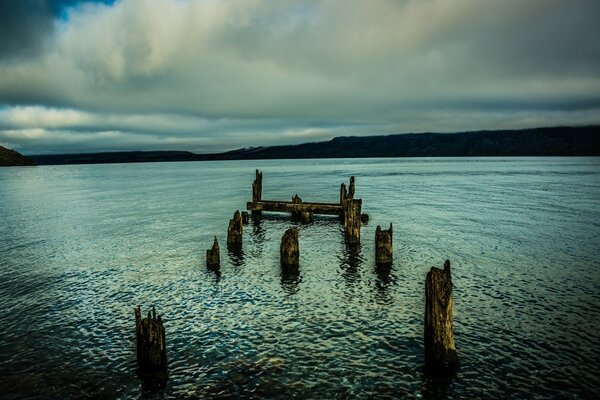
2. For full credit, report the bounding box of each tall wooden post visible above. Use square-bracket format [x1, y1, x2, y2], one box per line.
[206, 236, 220, 269]
[375, 223, 393, 265]
[340, 183, 348, 221]
[348, 176, 355, 199]
[280, 228, 299, 267]
[252, 169, 263, 217]
[344, 198, 362, 245]
[424, 260, 458, 372]
[227, 210, 243, 247]
[135, 306, 167, 372]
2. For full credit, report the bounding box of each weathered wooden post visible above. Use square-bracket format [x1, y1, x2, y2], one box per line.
[135, 306, 167, 372]
[424, 260, 458, 373]
[375, 224, 393, 265]
[348, 176, 355, 199]
[344, 198, 362, 245]
[280, 228, 299, 267]
[206, 236, 220, 269]
[291, 194, 314, 223]
[252, 169, 263, 217]
[227, 210, 243, 247]
[241, 211, 249, 224]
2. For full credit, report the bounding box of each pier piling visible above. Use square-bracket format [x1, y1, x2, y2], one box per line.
[252, 170, 263, 217]
[424, 260, 458, 373]
[227, 210, 244, 247]
[280, 228, 300, 267]
[206, 236, 220, 269]
[344, 198, 362, 245]
[135, 306, 167, 372]
[375, 223, 393, 265]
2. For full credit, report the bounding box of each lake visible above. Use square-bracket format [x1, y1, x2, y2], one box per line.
[1, 157, 599, 399]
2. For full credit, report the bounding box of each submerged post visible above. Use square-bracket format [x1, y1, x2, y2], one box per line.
[206, 236, 220, 269]
[135, 306, 167, 372]
[227, 210, 244, 246]
[280, 228, 299, 267]
[344, 198, 362, 245]
[424, 260, 457, 373]
[252, 169, 263, 217]
[375, 223, 393, 265]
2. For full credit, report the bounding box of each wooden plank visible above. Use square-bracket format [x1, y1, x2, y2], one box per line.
[247, 200, 343, 215]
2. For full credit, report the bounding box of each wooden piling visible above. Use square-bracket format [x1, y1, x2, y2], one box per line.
[424, 260, 458, 372]
[291, 194, 314, 223]
[252, 169, 263, 217]
[280, 228, 299, 267]
[348, 176, 355, 199]
[206, 236, 220, 269]
[375, 223, 393, 265]
[227, 210, 243, 246]
[344, 198, 362, 245]
[135, 306, 167, 372]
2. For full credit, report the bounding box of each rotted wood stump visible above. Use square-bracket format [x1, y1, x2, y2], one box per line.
[344, 198, 362, 245]
[291, 194, 314, 223]
[252, 169, 263, 217]
[424, 260, 458, 373]
[135, 306, 167, 372]
[227, 210, 244, 246]
[280, 228, 299, 267]
[375, 223, 393, 265]
[206, 236, 220, 269]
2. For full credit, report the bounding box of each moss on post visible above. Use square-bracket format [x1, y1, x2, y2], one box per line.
[424, 260, 458, 373]
[135, 306, 167, 372]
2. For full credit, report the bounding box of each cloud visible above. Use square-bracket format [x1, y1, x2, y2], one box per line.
[0, 0, 599, 153]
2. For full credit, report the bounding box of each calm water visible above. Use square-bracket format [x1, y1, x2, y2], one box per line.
[1, 157, 599, 399]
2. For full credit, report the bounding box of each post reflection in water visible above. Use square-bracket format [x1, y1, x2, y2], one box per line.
[373, 263, 397, 305]
[280, 264, 301, 295]
[227, 244, 244, 267]
[339, 241, 364, 286]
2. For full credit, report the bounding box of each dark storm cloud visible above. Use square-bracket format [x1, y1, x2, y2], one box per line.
[0, 0, 115, 60]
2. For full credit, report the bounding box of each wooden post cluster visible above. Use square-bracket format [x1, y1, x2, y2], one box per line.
[375, 224, 393, 265]
[206, 236, 220, 269]
[280, 228, 299, 267]
[252, 169, 263, 217]
[424, 260, 458, 373]
[227, 210, 243, 247]
[135, 306, 167, 372]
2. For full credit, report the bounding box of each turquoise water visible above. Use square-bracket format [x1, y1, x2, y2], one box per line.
[0, 157, 599, 399]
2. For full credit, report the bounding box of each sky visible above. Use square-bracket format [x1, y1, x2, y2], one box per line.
[0, 0, 599, 155]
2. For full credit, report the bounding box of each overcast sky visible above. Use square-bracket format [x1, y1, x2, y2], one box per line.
[0, 0, 599, 154]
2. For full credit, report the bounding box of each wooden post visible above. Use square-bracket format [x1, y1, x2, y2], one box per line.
[424, 260, 458, 373]
[344, 198, 362, 245]
[241, 211, 249, 224]
[375, 223, 393, 265]
[206, 236, 220, 269]
[135, 306, 167, 372]
[348, 176, 355, 199]
[252, 169, 263, 217]
[280, 228, 299, 267]
[291, 194, 314, 223]
[227, 210, 243, 246]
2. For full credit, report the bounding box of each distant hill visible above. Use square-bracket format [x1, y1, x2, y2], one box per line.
[29, 126, 600, 165]
[0, 146, 35, 166]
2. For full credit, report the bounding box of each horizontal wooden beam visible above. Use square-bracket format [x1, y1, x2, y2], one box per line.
[247, 200, 343, 215]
